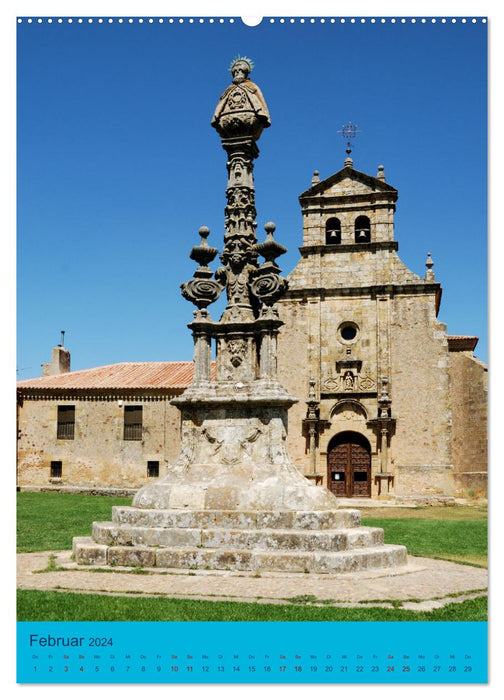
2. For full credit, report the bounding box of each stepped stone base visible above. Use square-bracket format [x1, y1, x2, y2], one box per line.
[73, 507, 407, 574]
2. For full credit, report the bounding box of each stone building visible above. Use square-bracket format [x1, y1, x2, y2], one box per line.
[276, 156, 487, 503]
[16, 158, 487, 502]
[16, 357, 193, 491]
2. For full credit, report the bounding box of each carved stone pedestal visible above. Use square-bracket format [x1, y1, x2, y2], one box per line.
[74, 506, 407, 573]
[73, 58, 407, 575]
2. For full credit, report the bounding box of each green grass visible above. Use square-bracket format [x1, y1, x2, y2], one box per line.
[16, 590, 487, 622]
[361, 505, 487, 521]
[362, 509, 487, 567]
[17, 492, 132, 552]
[16, 494, 488, 621]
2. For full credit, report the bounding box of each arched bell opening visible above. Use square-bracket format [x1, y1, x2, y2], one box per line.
[325, 217, 341, 245]
[354, 215, 371, 243]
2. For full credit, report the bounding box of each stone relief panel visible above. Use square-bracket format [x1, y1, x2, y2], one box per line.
[216, 337, 257, 381]
[195, 421, 269, 465]
[322, 371, 376, 394]
[330, 400, 368, 422]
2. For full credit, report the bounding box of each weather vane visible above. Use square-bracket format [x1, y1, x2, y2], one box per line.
[338, 120, 361, 156]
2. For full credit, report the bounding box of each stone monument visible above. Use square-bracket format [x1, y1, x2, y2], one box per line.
[73, 58, 407, 573]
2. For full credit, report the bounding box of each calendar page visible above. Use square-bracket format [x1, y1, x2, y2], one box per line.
[16, 7, 488, 686]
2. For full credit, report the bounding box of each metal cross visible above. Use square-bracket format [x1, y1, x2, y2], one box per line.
[338, 121, 361, 154]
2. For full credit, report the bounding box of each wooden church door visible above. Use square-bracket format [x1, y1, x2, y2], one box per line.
[327, 432, 371, 497]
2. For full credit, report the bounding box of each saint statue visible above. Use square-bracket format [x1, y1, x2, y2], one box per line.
[212, 56, 271, 139]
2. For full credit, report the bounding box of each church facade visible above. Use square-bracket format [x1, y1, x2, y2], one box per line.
[277, 156, 487, 503]
[16, 158, 487, 503]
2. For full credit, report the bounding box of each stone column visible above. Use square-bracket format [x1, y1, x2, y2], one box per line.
[191, 318, 212, 383]
[257, 318, 281, 380]
[380, 426, 389, 473]
[308, 423, 317, 474]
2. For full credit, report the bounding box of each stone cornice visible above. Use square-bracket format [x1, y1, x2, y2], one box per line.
[300, 193, 397, 211]
[299, 166, 398, 199]
[282, 281, 442, 301]
[299, 241, 399, 256]
[16, 387, 183, 402]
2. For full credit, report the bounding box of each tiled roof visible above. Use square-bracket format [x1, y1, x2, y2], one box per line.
[447, 336, 479, 351]
[16, 361, 208, 391]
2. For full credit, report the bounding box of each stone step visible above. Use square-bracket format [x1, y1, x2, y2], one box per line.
[111, 506, 361, 531]
[73, 537, 407, 573]
[92, 521, 384, 551]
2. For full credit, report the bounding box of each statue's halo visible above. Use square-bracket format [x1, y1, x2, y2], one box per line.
[228, 55, 255, 73]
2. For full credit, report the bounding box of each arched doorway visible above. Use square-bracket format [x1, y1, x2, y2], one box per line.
[327, 431, 371, 497]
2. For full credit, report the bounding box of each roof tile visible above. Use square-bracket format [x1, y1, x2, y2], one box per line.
[16, 361, 212, 391]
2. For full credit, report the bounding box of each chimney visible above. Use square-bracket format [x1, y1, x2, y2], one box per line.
[41, 333, 71, 376]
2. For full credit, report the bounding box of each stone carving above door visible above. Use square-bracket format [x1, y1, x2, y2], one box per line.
[322, 371, 376, 395]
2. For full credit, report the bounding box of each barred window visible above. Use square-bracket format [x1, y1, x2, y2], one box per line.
[57, 405, 75, 440]
[147, 461, 159, 478]
[124, 406, 142, 440]
[50, 461, 62, 479]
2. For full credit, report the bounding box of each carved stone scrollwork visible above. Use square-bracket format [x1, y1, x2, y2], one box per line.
[322, 373, 376, 393]
[224, 185, 257, 235]
[359, 376, 376, 391]
[181, 277, 224, 309]
[251, 222, 288, 309]
[322, 376, 340, 392]
[250, 270, 288, 307]
[181, 227, 224, 310]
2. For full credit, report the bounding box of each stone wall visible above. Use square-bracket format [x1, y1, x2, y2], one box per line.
[277, 299, 311, 471]
[17, 395, 182, 489]
[389, 293, 454, 483]
[394, 465, 455, 505]
[448, 351, 488, 496]
[278, 285, 456, 500]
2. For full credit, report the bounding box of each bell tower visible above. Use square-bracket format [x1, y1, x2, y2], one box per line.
[278, 143, 453, 503]
[298, 158, 398, 251]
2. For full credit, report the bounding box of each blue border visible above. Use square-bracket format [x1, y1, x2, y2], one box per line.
[17, 621, 487, 683]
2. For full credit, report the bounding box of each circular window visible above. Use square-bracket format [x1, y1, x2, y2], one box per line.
[338, 321, 359, 344]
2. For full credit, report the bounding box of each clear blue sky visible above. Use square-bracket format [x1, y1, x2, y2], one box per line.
[16, 16, 487, 378]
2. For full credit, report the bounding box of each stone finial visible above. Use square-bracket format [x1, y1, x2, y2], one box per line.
[251, 222, 288, 311]
[379, 375, 390, 402]
[189, 226, 219, 269]
[181, 227, 224, 310]
[255, 222, 287, 266]
[425, 252, 435, 281]
[305, 377, 320, 419]
[344, 155, 354, 168]
[377, 164, 386, 181]
[311, 170, 320, 186]
[378, 375, 392, 418]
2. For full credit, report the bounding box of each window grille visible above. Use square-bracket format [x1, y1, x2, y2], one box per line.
[50, 461, 62, 478]
[57, 405, 75, 439]
[124, 405, 142, 440]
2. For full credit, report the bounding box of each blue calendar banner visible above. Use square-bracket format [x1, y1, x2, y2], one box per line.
[17, 621, 487, 683]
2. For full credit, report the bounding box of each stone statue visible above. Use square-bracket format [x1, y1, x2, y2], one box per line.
[212, 56, 271, 139]
[72, 59, 407, 576]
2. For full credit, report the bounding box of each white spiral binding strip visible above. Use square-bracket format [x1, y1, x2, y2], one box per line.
[17, 17, 488, 25]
